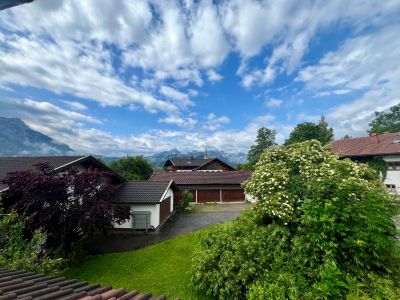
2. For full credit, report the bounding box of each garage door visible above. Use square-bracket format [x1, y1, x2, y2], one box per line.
[159, 196, 171, 224]
[222, 189, 245, 202]
[196, 190, 220, 203]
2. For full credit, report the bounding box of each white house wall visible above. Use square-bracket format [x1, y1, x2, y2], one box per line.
[114, 187, 174, 230]
[131, 204, 161, 229]
[383, 155, 400, 193]
[114, 204, 160, 229]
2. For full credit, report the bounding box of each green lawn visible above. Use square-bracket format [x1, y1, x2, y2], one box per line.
[63, 227, 216, 300]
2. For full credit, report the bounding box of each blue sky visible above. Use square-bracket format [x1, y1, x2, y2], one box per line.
[0, 0, 399, 156]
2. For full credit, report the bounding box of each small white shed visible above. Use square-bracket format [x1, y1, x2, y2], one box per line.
[114, 180, 176, 231]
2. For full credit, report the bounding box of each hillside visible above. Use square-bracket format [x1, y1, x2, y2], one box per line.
[0, 117, 73, 156]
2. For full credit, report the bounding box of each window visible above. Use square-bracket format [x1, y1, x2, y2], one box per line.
[387, 162, 400, 171]
[385, 184, 397, 193]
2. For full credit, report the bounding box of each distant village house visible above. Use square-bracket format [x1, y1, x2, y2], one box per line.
[331, 132, 400, 194]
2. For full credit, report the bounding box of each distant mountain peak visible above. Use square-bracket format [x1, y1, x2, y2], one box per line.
[145, 148, 247, 168]
[0, 116, 74, 156]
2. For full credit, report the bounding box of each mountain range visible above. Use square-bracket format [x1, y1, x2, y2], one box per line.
[0, 117, 73, 156]
[0, 117, 248, 165]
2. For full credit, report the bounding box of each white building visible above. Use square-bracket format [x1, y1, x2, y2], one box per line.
[331, 132, 400, 193]
[113, 180, 176, 231]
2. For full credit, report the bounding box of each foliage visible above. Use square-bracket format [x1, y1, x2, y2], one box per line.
[285, 115, 334, 146]
[192, 141, 400, 299]
[109, 156, 153, 180]
[180, 190, 193, 212]
[247, 127, 277, 165]
[0, 212, 63, 273]
[64, 226, 218, 300]
[363, 157, 388, 181]
[368, 103, 400, 134]
[236, 162, 254, 170]
[192, 211, 291, 299]
[1, 164, 130, 255]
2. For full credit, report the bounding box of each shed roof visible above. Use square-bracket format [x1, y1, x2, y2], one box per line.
[0, 268, 170, 300]
[330, 132, 400, 157]
[150, 171, 252, 185]
[114, 181, 173, 204]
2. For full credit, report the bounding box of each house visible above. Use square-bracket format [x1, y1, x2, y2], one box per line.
[0, 155, 124, 192]
[113, 181, 176, 231]
[0, 156, 176, 231]
[163, 157, 235, 172]
[331, 132, 400, 193]
[150, 170, 253, 203]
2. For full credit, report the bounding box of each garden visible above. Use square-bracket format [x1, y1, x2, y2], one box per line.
[1, 141, 399, 299]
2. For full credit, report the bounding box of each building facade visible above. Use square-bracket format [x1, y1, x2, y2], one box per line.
[150, 170, 252, 203]
[331, 132, 400, 193]
[163, 157, 235, 172]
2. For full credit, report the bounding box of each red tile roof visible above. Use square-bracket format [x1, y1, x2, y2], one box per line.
[331, 132, 400, 157]
[0, 268, 174, 300]
[150, 171, 252, 185]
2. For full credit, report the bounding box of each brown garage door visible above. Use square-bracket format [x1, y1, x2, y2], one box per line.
[159, 197, 171, 224]
[222, 189, 245, 202]
[196, 190, 220, 203]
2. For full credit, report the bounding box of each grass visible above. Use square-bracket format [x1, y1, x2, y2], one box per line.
[190, 202, 251, 212]
[63, 226, 217, 300]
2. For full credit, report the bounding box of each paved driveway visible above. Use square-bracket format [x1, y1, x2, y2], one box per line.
[84, 211, 240, 254]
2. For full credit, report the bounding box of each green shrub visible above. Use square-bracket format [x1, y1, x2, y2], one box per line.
[192, 141, 400, 299]
[0, 212, 63, 273]
[178, 190, 192, 212]
[192, 211, 291, 299]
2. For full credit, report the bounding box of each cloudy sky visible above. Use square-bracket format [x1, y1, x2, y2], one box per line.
[0, 0, 399, 156]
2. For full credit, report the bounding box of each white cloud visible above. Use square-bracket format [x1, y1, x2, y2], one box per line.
[228, 0, 400, 87]
[206, 69, 223, 82]
[122, 1, 230, 85]
[61, 100, 88, 111]
[296, 25, 400, 137]
[0, 99, 284, 156]
[203, 113, 230, 131]
[159, 86, 194, 108]
[265, 98, 283, 108]
[0, 34, 178, 113]
[158, 115, 197, 128]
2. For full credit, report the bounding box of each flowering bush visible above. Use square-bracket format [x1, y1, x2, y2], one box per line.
[192, 141, 400, 299]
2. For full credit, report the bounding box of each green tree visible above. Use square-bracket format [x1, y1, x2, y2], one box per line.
[192, 141, 400, 299]
[247, 127, 277, 165]
[109, 156, 153, 180]
[285, 115, 333, 146]
[368, 103, 400, 134]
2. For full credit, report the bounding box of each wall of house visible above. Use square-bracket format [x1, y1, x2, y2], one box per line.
[164, 188, 174, 212]
[198, 161, 228, 171]
[114, 187, 174, 230]
[383, 155, 400, 193]
[113, 204, 160, 229]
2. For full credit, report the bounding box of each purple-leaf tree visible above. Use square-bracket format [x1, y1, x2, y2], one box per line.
[1, 164, 129, 254]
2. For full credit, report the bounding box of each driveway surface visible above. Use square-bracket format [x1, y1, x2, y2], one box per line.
[84, 211, 240, 254]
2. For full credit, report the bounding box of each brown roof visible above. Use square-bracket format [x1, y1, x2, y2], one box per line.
[0, 155, 125, 191]
[331, 132, 400, 157]
[164, 157, 235, 171]
[0, 268, 173, 300]
[150, 171, 252, 185]
[114, 181, 174, 204]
